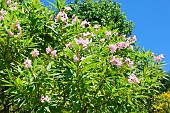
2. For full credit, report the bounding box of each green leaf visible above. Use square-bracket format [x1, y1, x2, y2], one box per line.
[47, 60, 52, 71]
[81, 55, 96, 65]
[45, 106, 51, 112]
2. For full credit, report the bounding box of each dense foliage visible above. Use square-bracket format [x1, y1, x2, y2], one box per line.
[0, 0, 167, 112]
[68, 0, 134, 35]
[153, 90, 170, 112]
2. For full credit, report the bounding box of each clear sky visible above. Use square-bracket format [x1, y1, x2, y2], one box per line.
[117, 0, 170, 71]
[40, 0, 170, 71]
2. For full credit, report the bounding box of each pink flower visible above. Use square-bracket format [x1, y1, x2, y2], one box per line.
[151, 52, 155, 56]
[73, 55, 80, 62]
[83, 32, 90, 37]
[128, 45, 133, 50]
[154, 54, 164, 62]
[0, 9, 7, 21]
[40, 95, 50, 103]
[8, 31, 14, 37]
[125, 58, 134, 68]
[113, 32, 118, 36]
[80, 57, 85, 61]
[66, 42, 73, 48]
[64, 6, 72, 11]
[6, 0, 11, 5]
[40, 96, 45, 103]
[82, 38, 91, 47]
[127, 35, 137, 44]
[109, 44, 117, 53]
[0, 16, 4, 21]
[74, 37, 91, 48]
[72, 18, 76, 25]
[91, 32, 95, 37]
[55, 11, 68, 24]
[131, 35, 137, 41]
[46, 47, 52, 54]
[61, 17, 67, 24]
[22, 7, 25, 13]
[30, 48, 39, 57]
[100, 38, 105, 43]
[72, 15, 79, 25]
[44, 96, 50, 102]
[93, 24, 100, 29]
[9, 2, 17, 10]
[123, 41, 130, 48]
[51, 50, 57, 58]
[127, 73, 140, 84]
[110, 56, 122, 68]
[0, 9, 7, 16]
[17, 32, 21, 37]
[81, 20, 90, 27]
[116, 42, 125, 50]
[105, 31, 111, 38]
[15, 22, 21, 30]
[24, 58, 31, 69]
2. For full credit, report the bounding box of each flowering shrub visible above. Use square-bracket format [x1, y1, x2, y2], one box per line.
[0, 0, 166, 112]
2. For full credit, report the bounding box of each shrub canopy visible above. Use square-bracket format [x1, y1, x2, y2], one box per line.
[0, 0, 166, 112]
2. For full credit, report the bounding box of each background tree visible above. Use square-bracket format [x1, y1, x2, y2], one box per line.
[68, 0, 134, 35]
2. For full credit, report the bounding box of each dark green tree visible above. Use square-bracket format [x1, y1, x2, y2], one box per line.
[68, 0, 134, 35]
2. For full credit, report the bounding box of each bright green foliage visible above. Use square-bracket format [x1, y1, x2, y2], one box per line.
[0, 0, 166, 112]
[68, 0, 134, 35]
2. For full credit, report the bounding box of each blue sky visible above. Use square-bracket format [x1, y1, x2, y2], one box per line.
[41, 0, 170, 71]
[117, 0, 170, 71]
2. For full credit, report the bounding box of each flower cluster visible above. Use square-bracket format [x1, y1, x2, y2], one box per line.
[109, 44, 117, 53]
[105, 31, 111, 38]
[113, 32, 118, 36]
[109, 35, 137, 52]
[6, 0, 11, 5]
[15, 21, 21, 30]
[154, 54, 164, 62]
[0, 9, 7, 21]
[73, 55, 85, 62]
[93, 24, 101, 32]
[24, 58, 31, 69]
[116, 42, 130, 50]
[9, 2, 17, 10]
[81, 20, 90, 27]
[110, 56, 134, 68]
[73, 55, 80, 62]
[46, 47, 57, 58]
[72, 15, 79, 25]
[110, 56, 123, 68]
[124, 58, 134, 68]
[55, 10, 68, 24]
[74, 37, 91, 48]
[105, 31, 118, 38]
[127, 35, 137, 42]
[66, 42, 73, 48]
[40, 95, 50, 103]
[64, 6, 72, 11]
[24, 48, 57, 69]
[6, 20, 22, 37]
[127, 73, 140, 84]
[30, 48, 39, 58]
[82, 32, 90, 37]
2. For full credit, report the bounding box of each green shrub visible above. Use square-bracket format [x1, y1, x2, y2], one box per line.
[0, 0, 166, 112]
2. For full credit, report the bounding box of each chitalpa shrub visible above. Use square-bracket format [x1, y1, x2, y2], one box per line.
[0, 0, 166, 112]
